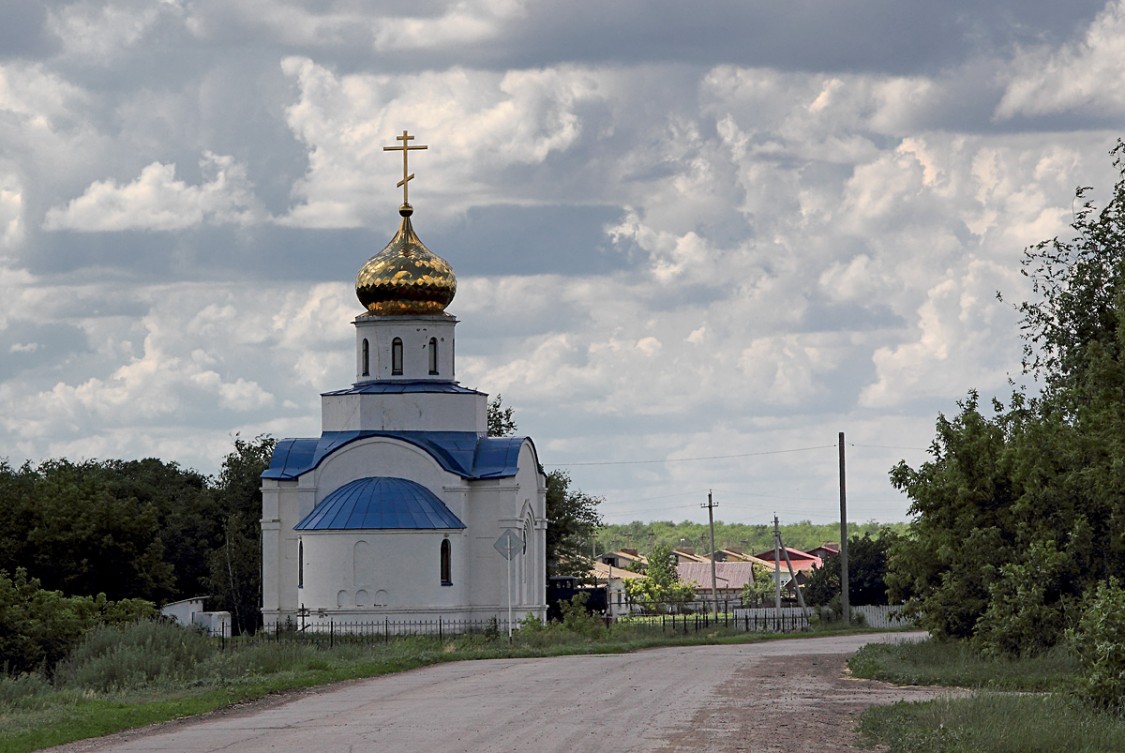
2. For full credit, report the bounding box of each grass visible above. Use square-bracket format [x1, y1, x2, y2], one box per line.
[848, 637, 1078, 692]
[0, 618, 865, 753]
[849, 639, 1125, 752]
[859, 693, 1125, 753]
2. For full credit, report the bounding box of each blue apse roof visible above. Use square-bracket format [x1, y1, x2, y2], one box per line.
[262, 430, 527, 481]
[294, 476, 466, 531]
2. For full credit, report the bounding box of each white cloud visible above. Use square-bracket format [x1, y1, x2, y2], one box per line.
[3, 1, 1124, 523]
[372, 0, 526, 51]
[278, 58, 604, 227]
[997, 0, 1125, 118]
[0, 181, 24, 250]
[42, 152, 265, 231]
[46, 0, 182, 63]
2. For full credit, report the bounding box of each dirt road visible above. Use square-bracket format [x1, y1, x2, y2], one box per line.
[52, 631, 952, 753]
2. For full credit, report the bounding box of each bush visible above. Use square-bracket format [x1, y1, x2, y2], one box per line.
[55, 620, 212, 693]
[558, 593, 606, 637]
[0, 672, 52, 709]
[1068, 578, 1125, 713]
[0, 568, 158, 676]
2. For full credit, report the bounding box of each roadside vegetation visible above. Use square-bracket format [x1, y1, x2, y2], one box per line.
[0, 606, 864, 753]
[838, 142, 1125, 751]
[850, 639, 1125, 752]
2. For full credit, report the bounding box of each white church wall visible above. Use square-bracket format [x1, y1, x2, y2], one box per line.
[299, 529, 469, 619]
[321, 391, 486, 433]
[262, 478, 318, 622]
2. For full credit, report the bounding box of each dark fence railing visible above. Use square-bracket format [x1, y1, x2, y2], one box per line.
[231, 604, 812, 648]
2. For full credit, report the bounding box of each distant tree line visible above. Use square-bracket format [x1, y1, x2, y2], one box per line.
[597, 520, 901, 559]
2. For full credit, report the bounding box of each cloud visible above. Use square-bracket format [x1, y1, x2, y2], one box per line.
[997, 0, 1125, 119]
[278, 57, 605, 227]
[42, 152, 265, 231]
[0, 179, 24, 250]
[46, 0, 178, 64]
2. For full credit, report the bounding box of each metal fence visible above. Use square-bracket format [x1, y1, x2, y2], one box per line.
[228, 603, 911, 648]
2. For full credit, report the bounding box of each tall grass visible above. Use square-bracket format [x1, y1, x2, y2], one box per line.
[851, 637, 1125, 753]
[859, 693, 1125, 753]
[54, 621, 213, 692]
[849, 637, 1077, 692]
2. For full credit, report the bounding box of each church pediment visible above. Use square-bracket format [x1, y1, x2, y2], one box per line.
[294, 476, 465, 531]
[263, 430, 528, 482]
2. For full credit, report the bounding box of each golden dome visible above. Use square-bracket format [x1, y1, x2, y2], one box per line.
[356, 206, 457, 316]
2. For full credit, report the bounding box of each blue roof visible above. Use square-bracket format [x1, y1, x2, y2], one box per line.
[262, 430, 529, 481]
[323, 380, 485, 396]
[294, 477, 466, 531]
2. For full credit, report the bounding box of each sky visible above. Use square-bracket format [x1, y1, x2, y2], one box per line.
[2, 1, 1124, 527]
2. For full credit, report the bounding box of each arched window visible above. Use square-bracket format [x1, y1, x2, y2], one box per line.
[361, 339, 370, 377]
[391, 337, 403, 375]
[440, 539, 452, 585]
[298, 540, 304, 589]
[428, 337, 438, 375]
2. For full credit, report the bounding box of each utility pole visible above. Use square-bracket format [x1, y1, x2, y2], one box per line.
[839, 431, 850, 624]
[773, 515, 783, 616]
[703, 490, 719, 619]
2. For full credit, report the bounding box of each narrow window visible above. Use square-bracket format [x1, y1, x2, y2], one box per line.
[440, 539, 452, 585]
[361, 339, 370, 376]
[428, 337, 439, 375]
[298, 540, 304, 588]
[392, 337, 403, 375]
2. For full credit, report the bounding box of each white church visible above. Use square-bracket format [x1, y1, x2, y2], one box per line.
[260, 132, 547, 630]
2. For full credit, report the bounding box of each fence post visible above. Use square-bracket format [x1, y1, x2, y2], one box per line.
[385, 616, 389, 643]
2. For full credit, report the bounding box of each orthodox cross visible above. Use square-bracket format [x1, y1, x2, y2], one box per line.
[383, 130, 428, 208]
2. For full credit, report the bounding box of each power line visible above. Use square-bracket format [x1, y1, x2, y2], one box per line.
[850, 442, 929, 452]
[544, 443, 836, 468]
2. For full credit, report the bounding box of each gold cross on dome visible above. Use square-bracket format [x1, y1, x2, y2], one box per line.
[383, 130, 428, 208]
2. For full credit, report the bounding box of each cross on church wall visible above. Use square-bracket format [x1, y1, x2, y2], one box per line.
[383, 130, 428, 208]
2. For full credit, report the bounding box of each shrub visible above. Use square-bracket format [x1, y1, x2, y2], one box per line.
[0, 568, 158, 676]
[55, 620, 212, 693]
[1068, 578, 1125, 713]
[558, 593, 606, 637]
[0, 671, 52, 709]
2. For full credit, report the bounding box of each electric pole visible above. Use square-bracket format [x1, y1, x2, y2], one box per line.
[703, 490, 719, 619]
[839, 431, 850, 624]
[773, 515, 783, 616]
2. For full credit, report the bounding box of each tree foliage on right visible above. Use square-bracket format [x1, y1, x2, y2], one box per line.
[545, 470, 603, 578]
[888, 141, 1125, 664]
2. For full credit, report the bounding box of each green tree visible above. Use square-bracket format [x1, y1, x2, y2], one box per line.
[805, 531, 898, 607]
[101, 458, 218, 599]
[889, 142, 1125, 655]
[487, 393, 518, 437]
[0, 568, 155, 676]
[740, 564, 774, 607]
[1069, 578, 1125, 712]
[624, 544, 696, 609]
[545, 470, 603, 578]
[886, 393, 1019, 640]
[19, 459, 177, 603]
[207, 434, 275, 634]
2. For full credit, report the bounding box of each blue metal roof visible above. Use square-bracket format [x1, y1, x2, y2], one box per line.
[262, 431, 528, 481]
[322, 380, 485, 396]
[294, 476, 466, 531]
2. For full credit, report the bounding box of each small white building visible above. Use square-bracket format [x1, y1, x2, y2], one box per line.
[260, 152, 547, 630]
[160, 596, 231, 638]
